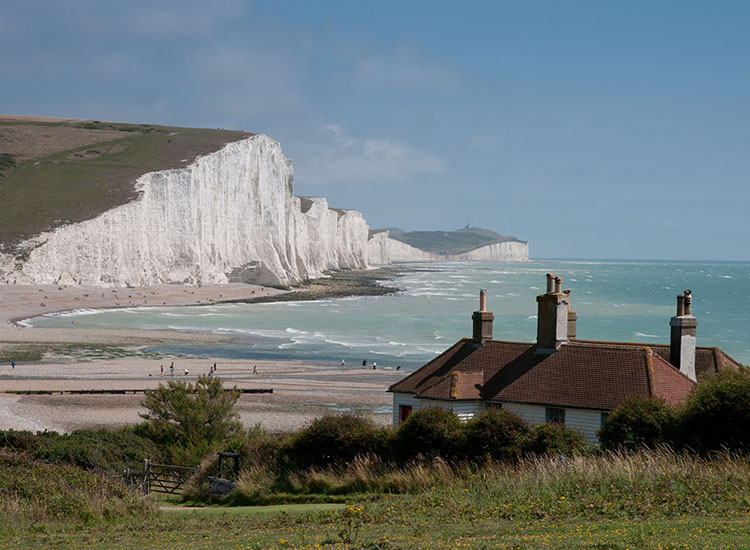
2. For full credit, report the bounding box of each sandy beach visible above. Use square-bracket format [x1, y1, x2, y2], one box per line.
[0, 282, 404, 433]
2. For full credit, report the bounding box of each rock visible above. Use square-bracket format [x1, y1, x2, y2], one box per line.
[205, 476, 237, 501]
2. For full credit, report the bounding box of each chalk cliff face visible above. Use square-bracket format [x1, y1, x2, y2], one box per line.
[370, 237, 529, 263]
[3, 135, 389, 287]
[449, 241, 529, 261]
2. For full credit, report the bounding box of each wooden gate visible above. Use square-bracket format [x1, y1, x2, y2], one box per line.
[124, 459, 199, 495]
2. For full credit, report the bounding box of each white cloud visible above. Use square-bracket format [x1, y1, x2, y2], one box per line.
[296, 124, 446, 185]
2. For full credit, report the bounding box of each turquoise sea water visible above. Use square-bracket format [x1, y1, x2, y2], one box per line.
[24, 260, 750, 368]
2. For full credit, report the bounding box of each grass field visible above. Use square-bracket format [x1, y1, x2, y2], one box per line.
[3, 450, 750, 549]
[0, 118, 250, 249]
[2, 501, 748, 549]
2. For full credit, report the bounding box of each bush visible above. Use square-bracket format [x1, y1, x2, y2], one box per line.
[523, 423, 585, 456]
[139, 375, 242, 465]
[0, 428, 163, 476]
[392, 407, 464, 461]
[280, 415, 390, 470]
[34, 427, 164, 475]
[598, 398, 677, 451]
[463, 408, 529, 462]
[681, 368, 750, 453]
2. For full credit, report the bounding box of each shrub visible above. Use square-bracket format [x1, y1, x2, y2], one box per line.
[280, 415, 390, 470]
[0, 450, 152, 526]
[523, 423, 585, 456]
[139, 375, 242, 465]
[681, 368, 750, 453]
[392, 407, 464, 461]
[463, 408, 529, 462]
[34, 427, 164, 475]
[0, 430, 41, 453]
[598, 398, 677, 451]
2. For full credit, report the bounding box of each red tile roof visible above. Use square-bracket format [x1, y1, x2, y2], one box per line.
[390, 338, 706, 411]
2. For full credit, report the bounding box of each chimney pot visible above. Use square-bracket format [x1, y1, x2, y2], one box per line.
[479, 289, 487, 312]
[546, 273, 555, 293]
[676, 294, 685, 316]
[554, 277, 562, 294]
[684, 289, 692, 315]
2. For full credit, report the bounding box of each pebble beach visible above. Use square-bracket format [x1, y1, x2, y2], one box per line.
[0, 282, 403, 433]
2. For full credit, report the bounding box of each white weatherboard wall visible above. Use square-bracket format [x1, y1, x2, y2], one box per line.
[502, 402, 602, 444]
[3, 135, 391, 287]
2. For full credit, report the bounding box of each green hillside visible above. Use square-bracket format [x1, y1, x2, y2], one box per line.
[385, 226, 525, 255]
[0, 116, 251, 252]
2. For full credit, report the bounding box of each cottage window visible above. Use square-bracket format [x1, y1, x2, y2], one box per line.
[545, 407, 565, 424]
[399, 405, 413, 423]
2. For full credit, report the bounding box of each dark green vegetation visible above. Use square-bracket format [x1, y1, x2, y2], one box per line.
[0, 117, 250, 250]
[599, 367, 750, 453]
[382, 226, 525, 255]
[182, 409, 586, 506]
[0, 427, 164, 476]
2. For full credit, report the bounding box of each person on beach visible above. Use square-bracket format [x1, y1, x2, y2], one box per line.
[184, 368, 189, 376]
[160, 364, 163, 376]
[373, 361, 377, 370]
[169, 363, 174, 377]
[341, 359, 345, 366]
[213, 362, 217, 372]
[11, 360, 15, 370]
[362, 359, 367, 367]
[253, 365, 257, 375]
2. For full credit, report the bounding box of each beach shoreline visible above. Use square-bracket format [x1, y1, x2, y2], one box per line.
[0, 268, 407, 434]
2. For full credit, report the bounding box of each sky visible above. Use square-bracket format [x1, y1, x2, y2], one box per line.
[2, 1, 749, 260]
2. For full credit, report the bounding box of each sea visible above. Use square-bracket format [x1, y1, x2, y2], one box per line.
[23, 260, 750, 369]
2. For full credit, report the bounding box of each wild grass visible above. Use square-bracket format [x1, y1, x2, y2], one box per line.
[225, 448, 750, 520]
[0, 450, 152, 535]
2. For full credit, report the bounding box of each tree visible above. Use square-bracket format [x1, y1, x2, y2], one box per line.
[139, 376, 242, 465]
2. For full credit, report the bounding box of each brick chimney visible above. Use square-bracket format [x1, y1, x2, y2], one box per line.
[472, 289, 493, 344]
[536, 274, 569, 353]
[670, 290, 697, 381]
[564, 289, 577, 339]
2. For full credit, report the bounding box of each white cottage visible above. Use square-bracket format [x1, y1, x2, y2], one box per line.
[389, 274, 739, 444]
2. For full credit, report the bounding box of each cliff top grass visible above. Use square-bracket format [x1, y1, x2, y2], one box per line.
[0, 115, 251, 252]
[382, 226, 527, 255]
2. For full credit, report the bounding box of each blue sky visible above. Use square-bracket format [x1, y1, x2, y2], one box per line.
[2, 1, 749, 260]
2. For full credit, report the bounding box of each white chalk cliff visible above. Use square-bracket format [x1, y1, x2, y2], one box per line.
[2, 135, 390, 287]
[370, 237, 529, 263]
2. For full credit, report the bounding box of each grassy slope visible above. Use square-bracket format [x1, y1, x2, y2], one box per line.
[0, 118, 250, 250]
[4, 451, 750, 548]
[386, 226, 526, 255]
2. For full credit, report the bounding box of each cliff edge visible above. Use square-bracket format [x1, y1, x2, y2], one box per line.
[1, 134, 389, 286]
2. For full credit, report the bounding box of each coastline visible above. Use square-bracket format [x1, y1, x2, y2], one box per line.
[0, 267, 407, 433]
